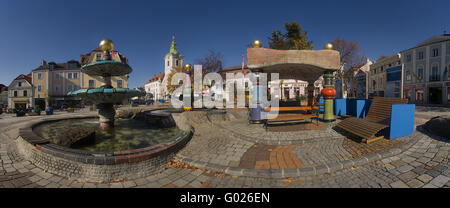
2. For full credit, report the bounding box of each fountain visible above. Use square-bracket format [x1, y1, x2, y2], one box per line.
[68, 39, 144, 129]
[14, 39, 193, 182]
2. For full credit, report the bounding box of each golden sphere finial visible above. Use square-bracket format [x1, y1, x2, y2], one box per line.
[99, 39, 114, 51]
[324, 43, 333, 50]
[252, 40, 262, 48]
[184, 64, 193, 71]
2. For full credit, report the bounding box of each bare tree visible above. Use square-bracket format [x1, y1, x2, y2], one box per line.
[195, 50, 224, 73]
[330, 38, 367, 98]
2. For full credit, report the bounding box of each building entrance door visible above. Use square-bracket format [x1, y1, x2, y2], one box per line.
[429, 87, 442, 104]
[14, 103, 26, 111]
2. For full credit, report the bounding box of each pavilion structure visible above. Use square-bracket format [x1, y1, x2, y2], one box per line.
[246, 41, 341, 121]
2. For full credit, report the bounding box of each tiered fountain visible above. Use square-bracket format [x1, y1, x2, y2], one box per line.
[68, 39, 144, 129]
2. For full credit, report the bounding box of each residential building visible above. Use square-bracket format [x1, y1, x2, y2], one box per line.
[31, 60, 82, 108]
[369, 55, 401, 97]
[400, 34, 450, 105]
[0, 84, 8, 108]
[346, 58, 373, 99]
[8, 74, 33, 110]
[145, 72, 165, 101]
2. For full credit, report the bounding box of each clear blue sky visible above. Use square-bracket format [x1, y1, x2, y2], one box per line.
[1, 0, 449, 88]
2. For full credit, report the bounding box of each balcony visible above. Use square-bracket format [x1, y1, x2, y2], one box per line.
[429, 76, 440, 82]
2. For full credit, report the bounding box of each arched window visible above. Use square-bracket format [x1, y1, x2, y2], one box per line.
[176, 60, 179, 66]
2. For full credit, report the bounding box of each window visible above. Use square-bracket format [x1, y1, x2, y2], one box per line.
[55, 73, 60, 80]
[117, 80, 123, 88]
[432, 48, 439, 57]
[38, 73, 42, 80]
[406, 55, 412, 62]
[55, 85, 59, 92]
[431, 64, 440, 81]
[38, 85, 42, 92]
[167, 61, 170, 66]
[49, 64, 54, 70]
[447, 46, 450, 55]
[417, 66, 424, 81]
[417, 51, 424, 60]
[176, 60, 179, 66]
[18, 82, 22, 87]
[381, 66, 384, 71]
[23, 90, 27, 97]
[406, 70, 411, 81]
[89, 80, 95, 88]
[73, 73, 78, 79]
[68, 73, 72, 79]
[14, 91, 17, 97]
[96, 53, 102, 61]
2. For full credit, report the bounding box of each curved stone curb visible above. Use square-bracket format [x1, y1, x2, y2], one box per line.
[217, 123, 345, 145]
[176, 130, 424, 179]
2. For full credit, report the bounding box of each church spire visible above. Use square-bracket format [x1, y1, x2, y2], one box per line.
[169, 35, 179, 55]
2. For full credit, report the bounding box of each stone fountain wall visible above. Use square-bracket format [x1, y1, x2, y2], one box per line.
[16, 109, 193, 182]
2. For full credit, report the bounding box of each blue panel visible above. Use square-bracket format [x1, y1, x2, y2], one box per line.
[319, 98, 324, 111]
[355, 99, 372, 118]
[334, 99, 347, 116]
[389, 104, 415, 139]
[346, 99, 356, 116]
[386, 66, 402, 73]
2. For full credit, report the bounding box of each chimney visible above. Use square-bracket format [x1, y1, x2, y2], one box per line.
[42, 60, 47, 66]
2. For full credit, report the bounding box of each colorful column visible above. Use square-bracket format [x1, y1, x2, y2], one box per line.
[183, 64, 193, 111]
[321, 70, 336, 121]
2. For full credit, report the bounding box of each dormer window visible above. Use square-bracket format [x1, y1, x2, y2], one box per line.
[49, 64, 55, 70]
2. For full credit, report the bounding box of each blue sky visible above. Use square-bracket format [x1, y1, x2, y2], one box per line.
[0, 0, 449, 88]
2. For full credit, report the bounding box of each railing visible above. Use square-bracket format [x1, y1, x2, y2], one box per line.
[429, 76, 440, 82]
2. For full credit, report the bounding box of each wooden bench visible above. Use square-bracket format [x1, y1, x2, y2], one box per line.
[336, 97, 408, 143]
[264, 106, 319, 129]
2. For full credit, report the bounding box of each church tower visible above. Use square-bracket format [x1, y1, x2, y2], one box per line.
[164, 36, 184, 75]
[161, 36, 184, 97]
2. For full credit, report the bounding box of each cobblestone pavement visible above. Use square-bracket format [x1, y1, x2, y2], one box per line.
[0, 107, 449, 188]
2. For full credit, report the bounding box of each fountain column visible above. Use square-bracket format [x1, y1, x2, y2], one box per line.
[98, 103, 115, 129]
[321, 70, 336, 122]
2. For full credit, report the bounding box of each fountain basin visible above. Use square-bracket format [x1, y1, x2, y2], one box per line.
[15, 110, 193, 182]
[81, 61, 132, 76]
[68, 88, 144, 103]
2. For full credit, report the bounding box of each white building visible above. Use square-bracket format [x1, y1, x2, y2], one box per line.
[145, 72, 165, 101]
[401, 34, 450, 105]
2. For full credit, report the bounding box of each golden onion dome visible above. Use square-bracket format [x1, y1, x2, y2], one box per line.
[99, 39, 114, 51]
[252, 40, 262, 48]
[324, 43, 333, 50]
